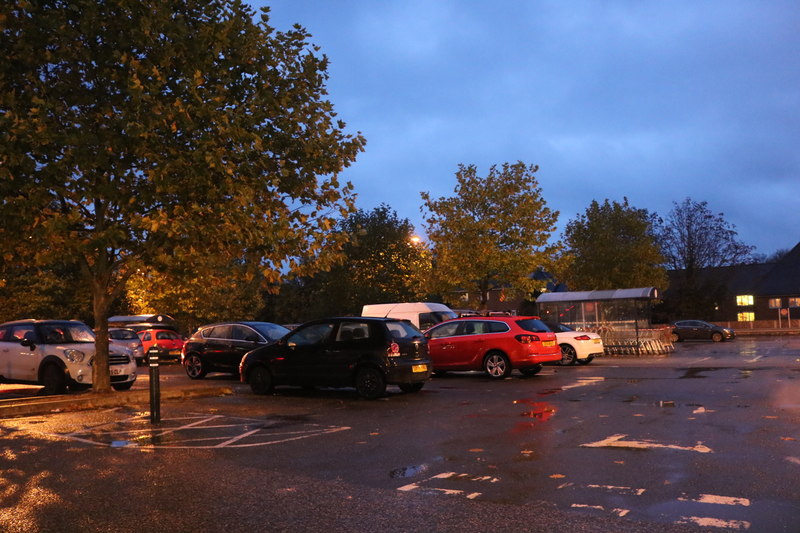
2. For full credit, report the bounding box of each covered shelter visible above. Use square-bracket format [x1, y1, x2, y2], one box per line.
[536, 287, 672, 355]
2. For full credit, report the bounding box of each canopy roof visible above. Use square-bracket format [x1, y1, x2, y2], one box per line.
[536, 287, 658, 303]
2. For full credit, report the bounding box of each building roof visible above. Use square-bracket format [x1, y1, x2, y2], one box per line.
[756, 242, 800, 296]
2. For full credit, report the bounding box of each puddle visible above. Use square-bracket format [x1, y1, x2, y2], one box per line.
[679, 367, 722, 379]
[390, 463, 430, 479]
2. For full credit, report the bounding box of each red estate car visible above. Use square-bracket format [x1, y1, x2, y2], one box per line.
[138, 328, 184, 360]
[424, 316, 561, 378]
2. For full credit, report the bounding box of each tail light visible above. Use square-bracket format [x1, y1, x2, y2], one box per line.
[575, 335, 591, 341]
[515, 334, 540, 344]
[387, 342, 401, 357]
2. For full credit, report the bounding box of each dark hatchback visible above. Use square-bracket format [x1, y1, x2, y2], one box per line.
[670, 320, 735, 342]
[239, 317, 432, 399]
[182, 321, 290, 379]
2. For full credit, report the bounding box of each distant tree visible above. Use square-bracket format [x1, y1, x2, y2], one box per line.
[264, 205, 432, 321]
[660, 198, 754, 272]
[0, 1, 365, 391]
[0, 259, 92, 324]
[561, 198, 666, 290]
[421, 162, 560, 310]
[124, 261, 266, 334]
[658, 198, 754, 319]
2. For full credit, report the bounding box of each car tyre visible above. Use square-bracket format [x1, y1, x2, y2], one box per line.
[484, 351, 511, 379]
[519, 364, 543, 377]
[398, 382, 424, 393]
[113, 382, 134, 391]
[711, 332, 723, 342]
[559, 344, 577, 365]
[355, 367, 386, 399]
[249, 365, 274, 395]
[184, 353, 207, 379]
[670, 332, 681, 343]
[576, 356, 594, 365]
[41, 364, 67, 395]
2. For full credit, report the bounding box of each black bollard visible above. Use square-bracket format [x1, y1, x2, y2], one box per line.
[148, 345, 161, 423]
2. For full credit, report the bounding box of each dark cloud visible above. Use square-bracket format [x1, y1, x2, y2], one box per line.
[259, 0, 800, 255]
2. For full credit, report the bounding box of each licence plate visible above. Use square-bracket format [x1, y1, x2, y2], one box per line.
[593, 339, 601, 344]
[542, 340, 556, 347]
[169, 350, 181, 356]
[110, 368, 123, 375]
[412, 364, 428, 373]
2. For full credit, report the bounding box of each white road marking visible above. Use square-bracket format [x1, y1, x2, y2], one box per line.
[562, 377, 605, 390]
[678, 516, 751, 529]
[679, 494, 750, 506]
[397, 471, 499, 499]
[581, 433, 713, 453]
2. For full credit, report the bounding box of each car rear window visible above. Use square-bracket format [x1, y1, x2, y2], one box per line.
[110, 329, 138, 340]
[515, 318, 550, 333]
[386, 320, 423, 340]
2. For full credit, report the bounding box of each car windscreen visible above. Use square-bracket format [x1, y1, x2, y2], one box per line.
[251, 322, 290, 341]
[41, 322, 95, 344]
[515, 318, 550, 333]
[419, 311, 458, 331]
[386, 320, 423, 340]
[110, 329, 138, 340]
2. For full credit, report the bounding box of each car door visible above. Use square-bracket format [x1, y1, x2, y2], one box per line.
[0, 325, 17, 378]
[6, 324, 41, 380]
[278, 321, 336, 385]
[228, 325, 263, 370]
[201, 325, 233, 368]
[426, 321, 467, 369]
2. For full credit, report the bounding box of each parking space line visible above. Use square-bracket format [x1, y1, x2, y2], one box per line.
[581, 433, 713, 453]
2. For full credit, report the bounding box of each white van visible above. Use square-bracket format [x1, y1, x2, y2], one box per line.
[361, 302, 457, 331]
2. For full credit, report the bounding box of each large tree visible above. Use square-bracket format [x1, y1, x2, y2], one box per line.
[0, 0, 365, 391]
[561, 198, 666, 290]
[421, 162, 560, 310]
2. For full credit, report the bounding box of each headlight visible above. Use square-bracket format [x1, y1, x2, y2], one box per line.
[64, 349, 86, 363]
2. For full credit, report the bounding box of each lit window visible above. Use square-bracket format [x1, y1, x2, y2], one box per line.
[737, 312, 755, 321]
[768, 298, 781, 309]
[736, 295, 754, 306]
[789, 298, 800, 308]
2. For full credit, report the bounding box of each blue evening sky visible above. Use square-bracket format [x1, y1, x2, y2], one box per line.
[253, 1, 800, 257]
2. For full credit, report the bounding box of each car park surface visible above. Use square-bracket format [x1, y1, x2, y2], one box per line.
[1, 337, 797, 532]
[182, 321, 289, 379]
[424, 316, 561, 378]
[240, 316, 432, 399]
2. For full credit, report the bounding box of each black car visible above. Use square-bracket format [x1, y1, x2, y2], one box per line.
[239, 317, 432, 399]
[670, 320, 735, 342]
[182, 321, 290, 379]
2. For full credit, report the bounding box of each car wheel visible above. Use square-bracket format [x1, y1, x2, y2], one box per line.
[398, 382, 424, 393]
[249, 365, 274, 395]
[184, 354, 207, 379]
[113, 382, 134, 391]
[519, 364, 543, 377]
[484, 351, 511, 379]
[671, 332, 681, 343]
[355, 367, 386, 399]
[711, 332, 723, 342]
[559, 344, 577, 365]
[41, 364, 67, 395]
[576, 356, 594, 365]
[433, 370, 448, 377]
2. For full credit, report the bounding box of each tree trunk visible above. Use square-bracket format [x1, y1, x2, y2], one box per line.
[91, 280, 113, 393]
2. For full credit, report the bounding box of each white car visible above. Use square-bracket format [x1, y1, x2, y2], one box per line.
[543, 321, 605, 365]
[0, 319, 137, 394]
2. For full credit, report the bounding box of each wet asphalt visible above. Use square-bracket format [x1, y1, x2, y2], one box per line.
[1, 337, 799, 532]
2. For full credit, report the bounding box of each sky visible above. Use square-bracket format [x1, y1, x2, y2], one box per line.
[253, 0, 800, 257]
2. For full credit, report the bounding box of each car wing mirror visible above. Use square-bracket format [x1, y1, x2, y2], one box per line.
[20, 338, 36, 350]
